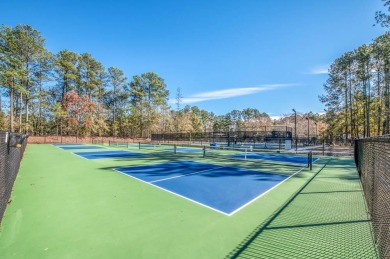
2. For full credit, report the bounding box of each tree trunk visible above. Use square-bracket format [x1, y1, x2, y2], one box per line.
[377, 70, 382, 135]
[344, 85, 348, 145]
[348, 72, 354, 141]
[113, 84, 116, 137]
[10, 79, 14, 132]
[25, 63, 30, 134]
[383, 60, 390, 134]
[62, 74, 67, 106]
[366, 67, 371, 137]
[25, 98, 29, 134]
[39, 78, 43, 135]
[363, 78, 367, 138]
[19, 91, 23, 133]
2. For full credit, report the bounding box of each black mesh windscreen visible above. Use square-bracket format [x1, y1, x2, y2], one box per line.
[355, 135, 390, 258]
[0, 132, 28, 224]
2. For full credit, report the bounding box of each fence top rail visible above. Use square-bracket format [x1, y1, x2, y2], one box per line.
[357, 135, 390, 142]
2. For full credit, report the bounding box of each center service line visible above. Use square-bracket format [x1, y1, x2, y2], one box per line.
[150, 167, 223, 183]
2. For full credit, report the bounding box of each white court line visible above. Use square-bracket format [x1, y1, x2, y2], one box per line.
[112, 163, 307, 216]
[227, 153, 314, 166]
[55, 145, 106, 152]
[150, 167, 222, 183]
[313, 157, 320, 164]
[227, 166, 306, 216]
[53, 145, 71, 150]
[112, 168, 230, 216]
[71, 152, 90, 160]
[71, 151, 141, 160]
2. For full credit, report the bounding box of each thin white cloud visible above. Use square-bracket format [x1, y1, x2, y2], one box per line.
[310, 65, 329, 75]
[172, 84, 296, 104]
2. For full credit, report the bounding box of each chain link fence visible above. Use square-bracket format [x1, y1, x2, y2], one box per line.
[355, 135, 390, 259]
[0, 131, 28, 224]
[151, 129, 292, 148]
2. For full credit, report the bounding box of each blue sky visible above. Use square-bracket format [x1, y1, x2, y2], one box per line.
[0, 0, 387, 117]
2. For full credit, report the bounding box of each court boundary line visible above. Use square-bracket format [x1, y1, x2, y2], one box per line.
[112, 168, 231, 216]
[230, 153, 319, 165]
[72, 150, 145, 160]
[71, 152, 90, 160]
[112, 161, 306, 216]
[52, 144, 85, 148]
[56, 145, 106, 151]
[227, 166, 306, 215]
[150, 167, 223, 183]
[199, 156, 301, 178]
[54, 144, 85, 151]
[141, 146, 202, 154]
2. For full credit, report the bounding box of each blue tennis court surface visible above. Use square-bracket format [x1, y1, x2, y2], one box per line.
[230, 153, 318, 164]
[60, 145, 104, 150]
[219, 143, 285, 149]
[167, 147, 201, 153]
[115, 161, 291, 215]
[178, 147, 201, 153]
[75, 150, 146, 159]
[143, 145, 201, 153]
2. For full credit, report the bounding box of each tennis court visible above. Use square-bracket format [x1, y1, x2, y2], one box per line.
[229, 152, 318, 164]
[0, 144, 378, 258]
[115, 161, 294, 215]
[74, 150, 146, 159]
[52, 144, 84, 146]
[140, 144, 203, 153]
[59, 145, 105, 150]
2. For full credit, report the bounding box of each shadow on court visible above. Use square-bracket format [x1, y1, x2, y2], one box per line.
[98, 150, 311, 179]
[225, 159, 379, 258]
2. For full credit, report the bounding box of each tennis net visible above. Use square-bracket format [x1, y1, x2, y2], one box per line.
[139, 142, 312, 170]
[203, 145, 312, 169]
[109, 140, 129, 148]
[92, 138, 104, 145]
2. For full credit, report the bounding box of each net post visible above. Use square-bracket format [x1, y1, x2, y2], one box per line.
[307, 152, 310, 168]
[309, 151, 313, 170]
[138, 142, 141, 149]
[245, 148, 247, 160]
[174, 144, 177, 154]
[203, 146, 206, 157]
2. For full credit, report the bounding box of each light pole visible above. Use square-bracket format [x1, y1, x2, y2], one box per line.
[306, 116, 310, 146]
[292, 109, 297, 151]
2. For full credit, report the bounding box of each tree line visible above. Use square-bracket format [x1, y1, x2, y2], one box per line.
[320, 0, 390, 141]
[0, 24, 326, 139]
[0, 24, 172, 137]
